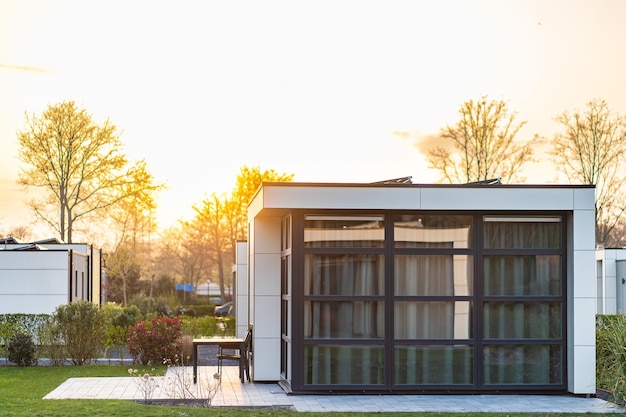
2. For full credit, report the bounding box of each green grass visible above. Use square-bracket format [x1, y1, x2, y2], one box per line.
[0, 365, 613, 417]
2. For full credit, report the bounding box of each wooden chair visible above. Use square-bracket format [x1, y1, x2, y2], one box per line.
[216, 328, 252, 382]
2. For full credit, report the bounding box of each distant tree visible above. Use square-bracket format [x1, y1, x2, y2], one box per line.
[16, 101, 158, 243]
[105, 160, 163, 306]
[191, 193, 231, 300]
[427, 96, 538, 183]
[0, 225, 31, 241]
[550, 99, 626, 246]
[190, 165, 294, 302]
[105, 255, 141, 306]
[228, 165, 294, 243]
[155, 224, 212, 299]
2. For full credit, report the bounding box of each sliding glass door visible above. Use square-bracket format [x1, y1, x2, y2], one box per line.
[481, 216, 564, 387]
[393, 215, 474, 387]
[293, 211, 566, 392]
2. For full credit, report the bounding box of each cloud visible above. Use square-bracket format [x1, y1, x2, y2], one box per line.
[0, 63, 53, 74]
[393, 131, 452, 155]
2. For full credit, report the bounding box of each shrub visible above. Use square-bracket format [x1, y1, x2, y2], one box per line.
[53, 301, 107, 365]
[182, 316, 235, 338]
[7, 332, 36, 366]
[102, 303, 142, 363]
[127, 317, 183, 365]
[37, 320, 66, 365]
[156, 303, 172, 317]
[102, 303, 142, 328]
[597, 314, 626, 404]
[0, 321, 23, 363]
[0, 314, 51, 342]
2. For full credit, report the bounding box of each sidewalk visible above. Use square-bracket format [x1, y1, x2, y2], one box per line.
[43, 365, 626, 413]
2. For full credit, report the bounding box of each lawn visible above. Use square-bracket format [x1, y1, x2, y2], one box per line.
[0, 365, 614, 417]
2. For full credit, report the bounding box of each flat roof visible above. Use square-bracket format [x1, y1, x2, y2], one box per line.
[249, 182, 595, 218]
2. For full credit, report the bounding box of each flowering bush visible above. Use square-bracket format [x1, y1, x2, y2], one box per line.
[128, 367, 158, 403]
[127, 317, 183, 365]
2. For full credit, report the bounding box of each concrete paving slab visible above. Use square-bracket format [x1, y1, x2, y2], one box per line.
[43, 365, 626, 413]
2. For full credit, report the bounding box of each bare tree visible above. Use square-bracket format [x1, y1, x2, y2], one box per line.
[550, 99, 626, 246]
[0, 225, 31, 241]
[191, 193, 232, 301]
[17, 101, 154, 243]
[105, 161, 163, 306]
[189, 165, 294, 302]
[427, 96, 538, 183]
[155, 222, 214, 301]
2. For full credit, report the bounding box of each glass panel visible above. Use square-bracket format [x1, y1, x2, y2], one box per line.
[483, 345, 562, 384]
[395, 345, 473, 384]
[304, 345, 384, 385]
[395, 255, 473, 296]
[305, 215, 384, 248]
[484, 255, 561, 296]
[304, 301, 384, 339]
[483, 302, 561, 339]
[394, 301, 472, 340]
[394, 215, 473, 248]
[304, 254, 384, 296]
[484, 218, 561, 249]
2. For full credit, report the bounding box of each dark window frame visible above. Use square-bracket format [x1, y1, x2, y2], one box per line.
[289, 209, 568, 393]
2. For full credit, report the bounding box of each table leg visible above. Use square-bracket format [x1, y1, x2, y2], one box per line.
[193, 343, 198, 383]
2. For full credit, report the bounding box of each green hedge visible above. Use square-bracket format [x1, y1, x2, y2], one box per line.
[0, 314, 52, 344]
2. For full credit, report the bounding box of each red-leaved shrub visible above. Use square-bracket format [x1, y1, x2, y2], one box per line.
[127, 317, 183, 365]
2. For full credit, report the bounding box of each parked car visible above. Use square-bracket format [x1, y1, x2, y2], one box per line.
[214, 302, 233, 317]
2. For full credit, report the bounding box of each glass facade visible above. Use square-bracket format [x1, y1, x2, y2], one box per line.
[295, 212, 566, 392]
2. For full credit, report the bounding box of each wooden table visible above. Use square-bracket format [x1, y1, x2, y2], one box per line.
[192, 337, 244, 383]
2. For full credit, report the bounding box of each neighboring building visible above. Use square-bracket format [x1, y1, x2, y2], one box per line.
[0, 237, 103, 314]
[596, 247, 626, 314]
[234, 240, 248, 338]
[244, 181, 596, 395]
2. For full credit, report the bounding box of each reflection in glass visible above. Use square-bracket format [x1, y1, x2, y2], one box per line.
[483, 344, 562, 384]
[484, 255, 561, 296]
[483, 217, 561, 249]
[305, 215, 384, 248]
[395, 301, 472, 340]
[395, 345, 473, 384]
[483, 302, 561, 339]
[395, 255, 473, 296]
[304, 345, 384, 385]
[304, 301, 384, 339]
[304, 254, 384, 296]
[394, 215, 473, 248]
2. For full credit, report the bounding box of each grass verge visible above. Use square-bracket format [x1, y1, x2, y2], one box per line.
[0, 365, 614, 417]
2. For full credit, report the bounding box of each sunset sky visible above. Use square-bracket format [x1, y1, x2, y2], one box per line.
[1, 0, 626, 238]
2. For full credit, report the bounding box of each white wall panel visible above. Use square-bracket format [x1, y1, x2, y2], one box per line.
[569, 345, 596, 394]
[251, 337, 281, 380]
[0, 294, 68, 314]
[254, 254, 280, 296]
[572, 297, 597, 346]
[421, 187, 574, 210]
[573, 188, 596, 210]
[0, 251, 69, 270]
[0, 270, 67, 294]
[573, 209, 596, 251]
[572, 251, 596, 298]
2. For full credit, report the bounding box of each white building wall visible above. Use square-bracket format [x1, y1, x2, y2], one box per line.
[568, 188, 597, 394]
[0, 251, 70, 314]
[249, 216, 282, 381]
[249, 183, 596, 394]
[595, 248, 626, 315]
[234, 241, 249, 339]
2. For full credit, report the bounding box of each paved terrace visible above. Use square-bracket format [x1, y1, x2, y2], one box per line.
[43, 366, 626, 413]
